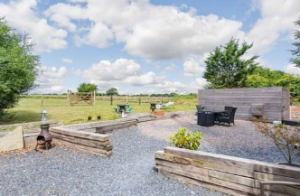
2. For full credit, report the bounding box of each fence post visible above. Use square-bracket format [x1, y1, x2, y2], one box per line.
[139, 97, 141, 105]
[41, 94, 44, 107]
[94, 91, 96, 106]
[110, 95, 113, 106]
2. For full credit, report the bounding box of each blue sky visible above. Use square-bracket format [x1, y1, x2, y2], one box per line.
[1, 0, 300, 94]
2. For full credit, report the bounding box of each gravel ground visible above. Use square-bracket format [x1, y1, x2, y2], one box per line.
[1, 117, 299, 196]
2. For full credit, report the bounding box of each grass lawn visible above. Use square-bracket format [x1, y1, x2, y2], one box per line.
[0, 97, 197, 125]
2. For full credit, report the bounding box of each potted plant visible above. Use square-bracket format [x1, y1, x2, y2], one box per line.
[169, 128, 202, 150]
[254, 121, 300, 167]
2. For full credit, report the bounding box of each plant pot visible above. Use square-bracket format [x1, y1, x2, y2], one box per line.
[154, 110, 165, 115]
[88, 116, 92, 121]
[97, 115, 101, 120]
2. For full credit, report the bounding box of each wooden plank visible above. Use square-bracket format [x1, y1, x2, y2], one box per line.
[96, 120, 137, 133]
[155, 151, 254, 178]
[208, 170, 255, 187]
[156, 159, 209, 182]
[159, 169, 248, 196]
[157, 165, 260, 195]
[51, 127, 110, 142]
[163, 147, 300, 179]
[254, 179, 300, 195]
[55, 140, 112, 157]
[52, 132, 112, 150]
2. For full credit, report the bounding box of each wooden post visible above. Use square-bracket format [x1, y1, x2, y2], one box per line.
[110, 95, 113, 106]
[41, 94, 44, 107]
[139, 97, 141, 105]
[94, 91, 96, 106]
[67, 90, 70, 106]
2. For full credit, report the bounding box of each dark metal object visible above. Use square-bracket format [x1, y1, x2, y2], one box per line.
[197, 112, 215, 127]
[150, 103, 156, 112]
[282, 120, 300, 126]
[260, 181, 300, 196]
[35, 124, 53, 151]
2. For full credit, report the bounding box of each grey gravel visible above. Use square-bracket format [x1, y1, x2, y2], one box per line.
[1, 117, 299, 196]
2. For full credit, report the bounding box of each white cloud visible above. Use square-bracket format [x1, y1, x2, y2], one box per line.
[0, 0, 67, 52]
[32, 66, 67, 93]
[125, 72, 165, 86]
[74, 22, 114, 48]
[154, 78, 207, 94]
[78, 58, 205, 93]
[45, 0, 244, 60]
[246, 0, 300, 53]
[80, 58, 141, 81]
[183, 57, 206, 76]
[62, 58, 73, 64]
[45, 3, 87, 32]
[164, 64, 176, 72]
[284, 64, 300, 76]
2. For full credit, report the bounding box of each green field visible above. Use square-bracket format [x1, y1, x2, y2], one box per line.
[0, 96, 197, 125]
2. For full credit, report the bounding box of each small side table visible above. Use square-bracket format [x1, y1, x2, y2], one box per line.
[197, 112, 215, 127]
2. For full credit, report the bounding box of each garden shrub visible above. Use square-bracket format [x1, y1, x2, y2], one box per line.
[169, 128, 202, 150]
[254, 121, 300, 165]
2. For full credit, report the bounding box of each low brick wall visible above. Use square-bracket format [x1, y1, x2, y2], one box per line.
[155, 147, 300, 196]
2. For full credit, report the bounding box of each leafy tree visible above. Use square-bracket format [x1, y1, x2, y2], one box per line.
[106, 87, 118, 105]
[106, 87, 118, 96]
[0, 18, 38, 115]
[77, 83, 97, 92]
[246, 66, 300, 97]
[203, 39, 259, 89]
[291, 18, 300, 68]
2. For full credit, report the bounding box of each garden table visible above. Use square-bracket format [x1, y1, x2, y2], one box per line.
[115, 104, 133, 113]
[197, 110, 227, 127]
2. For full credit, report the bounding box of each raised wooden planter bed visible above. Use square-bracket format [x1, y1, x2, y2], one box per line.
[155, 147, 300, 196]
[50, 112, 196, 157]
[51, 127, 112, 157]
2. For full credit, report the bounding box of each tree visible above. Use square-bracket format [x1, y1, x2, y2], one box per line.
[77, 83, 97, 92]
[106, 87, 118, 105]
[246, 66, 300, 98]
[106, 87, 118, 96]
[291, 18, 300, 68]
[203, 39, 259, 89]
[0, 18, 39, 115]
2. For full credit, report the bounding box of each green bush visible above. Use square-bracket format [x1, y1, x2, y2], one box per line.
[169, 128, 202, 150]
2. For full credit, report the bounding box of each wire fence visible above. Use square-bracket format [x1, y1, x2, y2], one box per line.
[21, 95, 174, 104]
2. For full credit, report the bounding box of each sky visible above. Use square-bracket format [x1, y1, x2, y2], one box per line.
[1, 0, 300, 94]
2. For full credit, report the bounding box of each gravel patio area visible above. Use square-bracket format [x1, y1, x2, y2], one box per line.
[1, 116, 299, 196]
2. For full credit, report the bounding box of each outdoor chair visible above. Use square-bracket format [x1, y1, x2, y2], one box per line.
[196, 105, 204, 112]
[215, 106, 232, 121]
[215, 107, 237, 126]
[195, 105, 204, 115]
